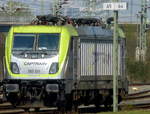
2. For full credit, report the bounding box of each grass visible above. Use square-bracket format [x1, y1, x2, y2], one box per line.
[121, 24, 137, 60]
[100, 110, 150, 114]
[121, 24, 150, 60]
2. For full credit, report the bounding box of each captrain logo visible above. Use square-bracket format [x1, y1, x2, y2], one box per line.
[24, 62, 47, 66]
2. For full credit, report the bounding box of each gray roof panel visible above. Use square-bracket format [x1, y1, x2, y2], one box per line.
[76, 26, 113, 38]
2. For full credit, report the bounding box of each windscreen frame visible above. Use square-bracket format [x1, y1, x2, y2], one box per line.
[12, 33, 60, 52]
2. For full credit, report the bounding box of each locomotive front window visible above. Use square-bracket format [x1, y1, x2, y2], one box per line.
[13, 34, 35, 50]
[13, 33, 60, 52]
[38, 34, 59, 51]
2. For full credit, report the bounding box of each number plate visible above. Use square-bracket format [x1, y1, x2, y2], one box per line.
[28, 69, 40, 74]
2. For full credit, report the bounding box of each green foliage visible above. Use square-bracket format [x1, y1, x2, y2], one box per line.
[126, 59, 150, 83]
[6, 1, 32, 16]
[122, 24, 150, 83]
[122, 24, 137, 60]
[0, 1, 33, 22]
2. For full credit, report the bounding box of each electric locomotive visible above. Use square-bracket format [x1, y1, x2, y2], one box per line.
[3, 25, 78, 108]
[2, 16, 128, 110]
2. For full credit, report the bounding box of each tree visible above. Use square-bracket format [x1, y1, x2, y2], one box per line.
[0, 1, 33, 22]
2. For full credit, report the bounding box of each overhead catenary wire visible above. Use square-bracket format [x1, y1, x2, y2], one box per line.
[135, 0, 148, 61]
[0, 0, 150, 23]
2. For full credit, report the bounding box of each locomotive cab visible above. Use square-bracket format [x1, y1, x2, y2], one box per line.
[3, 25, 78, 108]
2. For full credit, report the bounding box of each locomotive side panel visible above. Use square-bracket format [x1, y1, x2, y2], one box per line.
[0, 33, 5, 81]
[71, 26, 127, 107]
[77, 38, 126, 90]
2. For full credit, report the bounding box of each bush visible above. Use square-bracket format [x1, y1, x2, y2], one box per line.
[127, 59, 150, 83]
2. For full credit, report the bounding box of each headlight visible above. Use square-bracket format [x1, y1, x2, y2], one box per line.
[46, 84, 59, 92]
[11, 62, 20, 74]
[5, 84, 19, 92]
[49, 62, 58, 74]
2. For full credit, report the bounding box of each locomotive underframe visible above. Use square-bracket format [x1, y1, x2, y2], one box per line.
[2, 79, 67, 107]
[2, 77, 127, 108]
[72, 77, 127, 107]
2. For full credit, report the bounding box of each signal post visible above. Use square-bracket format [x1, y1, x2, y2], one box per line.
[103, 1, 127, 112]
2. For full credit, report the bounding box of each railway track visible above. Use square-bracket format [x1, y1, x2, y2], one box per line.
[121, 86, 150, 110]
[121, 102, 150, 111]
[125, 90, 150, 100]
[1, 85, 150, 113]
[0, 102, 61, 114]
[0, 102, 24, 114]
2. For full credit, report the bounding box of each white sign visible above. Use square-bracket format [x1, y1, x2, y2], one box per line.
[103, 2, 127, 10]
[80, 8, 102, 12]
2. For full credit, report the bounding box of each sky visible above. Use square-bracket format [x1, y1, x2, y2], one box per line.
[0, 0, 150, 23]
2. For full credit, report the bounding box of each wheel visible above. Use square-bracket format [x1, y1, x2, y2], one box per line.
[104, 96, 113, 111]
[35, 108, 40, 112]
[0, 99, 2, 104]
[7, 93, 20, 106]
[57, 101, 65, 112]
[65, 94, 73, 111]
[94, 94, 103, 108]
[23, 108, 30, 112]
[118, 95, 122, 104]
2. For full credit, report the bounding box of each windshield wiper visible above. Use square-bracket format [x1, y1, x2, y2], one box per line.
[19, 50, 31, 55]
